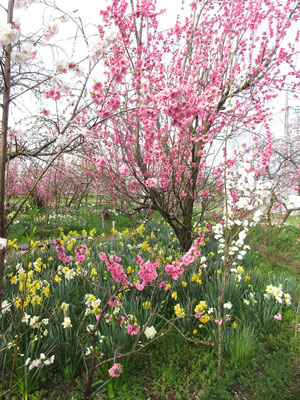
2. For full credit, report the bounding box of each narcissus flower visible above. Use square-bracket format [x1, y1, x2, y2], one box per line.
[62, 317, 72, 328]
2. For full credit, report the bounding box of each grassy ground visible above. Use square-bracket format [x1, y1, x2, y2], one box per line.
[3, 206, 300, 400]
[285, 214, 300, 228]
[20, 322, 300, 400]
[7, 203, 137, 243]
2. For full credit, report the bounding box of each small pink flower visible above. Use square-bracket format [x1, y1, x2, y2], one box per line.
[127, 323, 140, 335]
[108, 363, 122, 377]
[135, 282, 145, 291]
[195, 312, 201, 319]
[215, 319, 223, 325]
[75, 254, 85, 262]
[225, 314, 230, 322]
[45, 88, 61, 100]
[95, 313, 101, 321]
[274, 313, 282, 321]
[68, 61, 76, 70]
[99, 252, 107, 261]
[92, 82, 103, 92]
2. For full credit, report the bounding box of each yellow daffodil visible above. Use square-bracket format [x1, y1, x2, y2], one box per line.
[171, 292, 178, 301]
[174, 304, 185, 318]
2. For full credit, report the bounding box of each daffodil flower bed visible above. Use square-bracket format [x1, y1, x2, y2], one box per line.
[1, 221, 299, 399]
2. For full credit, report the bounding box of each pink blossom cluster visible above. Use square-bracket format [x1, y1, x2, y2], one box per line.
[56, 243, 88, 263]
[127, 323, 140, 335]
[274, 313, 282, 321]
[110, 56, 130, 83]
[91, 82, 105, 106]
[253, 134, 273, 174]
[135, 259, 158, 291]
[75, 244, 88, 262]
[107, 92, 121, 110]
[145, 178, 157, 188]
[98, 253, 128, 285]
[56, 246, 71, 263]
[214, 315, 230, 325]
[94, 156, 107, 169]
[45, 88, 61, 100]
[159, 281, 170, 291]
[165, 231, 205, 280]
[13, 45, 36, 64]
[119, 164, 130, 175]
[164, 263, 185, 281]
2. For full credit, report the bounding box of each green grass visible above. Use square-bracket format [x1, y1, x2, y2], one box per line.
[285, 214, 300, 228]
[26, 325, 299, 400]
[7, 203, 136, 243]
[2, 209, 300, 400]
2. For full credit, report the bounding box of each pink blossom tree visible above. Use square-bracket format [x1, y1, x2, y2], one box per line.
[88, 0, 299, 252]
[0, 0, 127, 311]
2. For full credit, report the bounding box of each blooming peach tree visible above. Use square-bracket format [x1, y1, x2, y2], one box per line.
[86, 0, 299, 252]
[0, 0, 126, 310]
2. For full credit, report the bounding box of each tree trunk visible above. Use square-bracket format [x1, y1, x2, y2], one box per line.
[166, 199, 194, 252]
[0, 0, 14, 315]
[176, 227, 193, 252]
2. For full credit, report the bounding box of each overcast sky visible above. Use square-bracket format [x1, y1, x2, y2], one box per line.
[2, 0, 299, 140]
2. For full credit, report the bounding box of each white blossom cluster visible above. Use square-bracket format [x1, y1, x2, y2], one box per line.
[50, 76, 70, 93]
[89, 31, 117, 60]
[0, 238, 7, 250]
[213, 160, 272, 263]
[43, 22, 59, 38]
[56, 60, 84, 77]
[1, 300, 11, 314]
[63, 153, 78, 167]
[144, 325, 157, 339]
[213, 222, 250, 264]
[15, 0, 37, 9]
[0, 24, 19, 46]
[25, 353, 55, 371]
[12, 44, 36, 64]
[287, 194, 300, 209]
[48, 213, 74, 221]
[227, 162, 272, 225]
